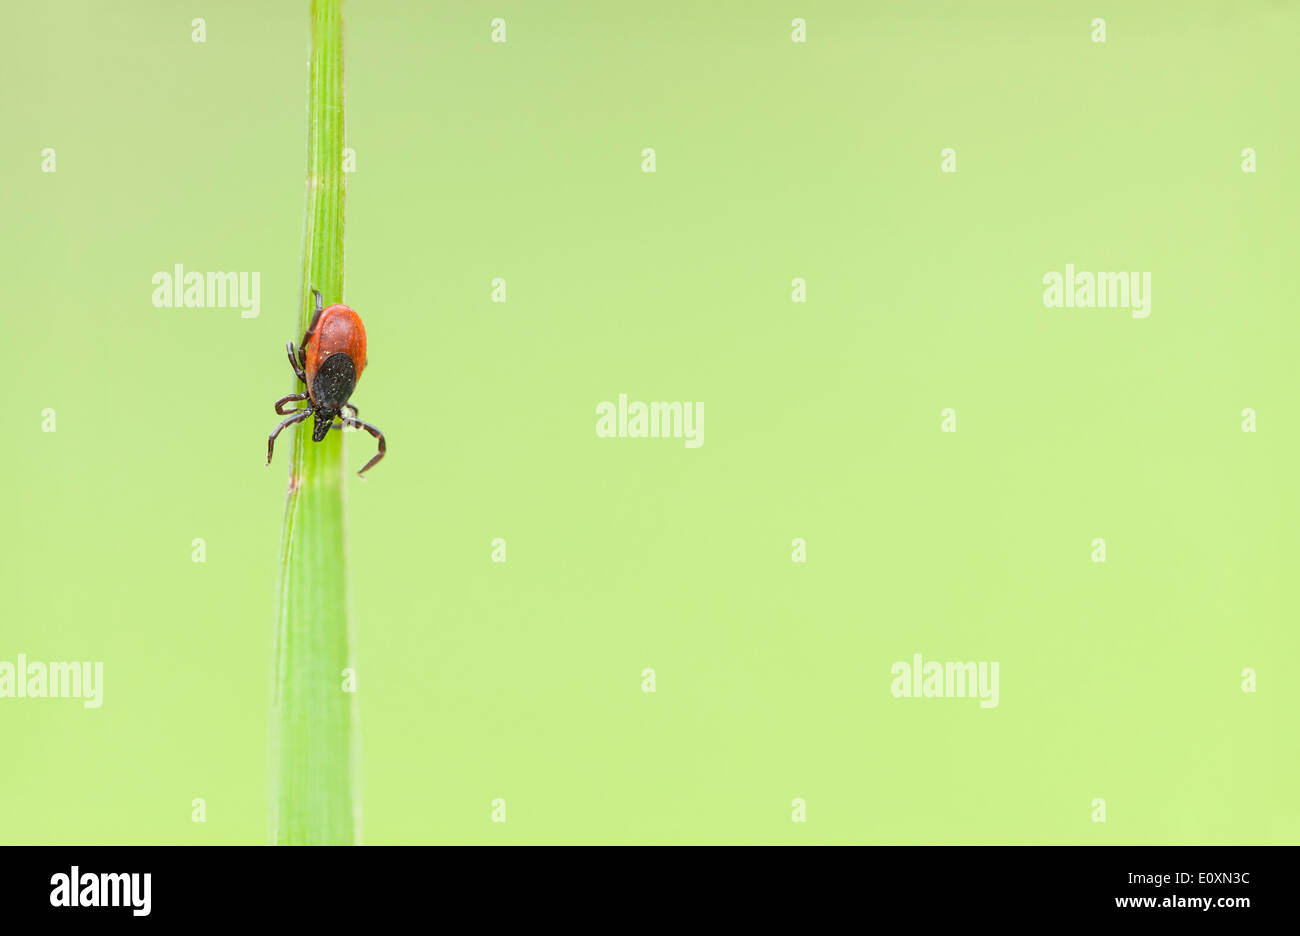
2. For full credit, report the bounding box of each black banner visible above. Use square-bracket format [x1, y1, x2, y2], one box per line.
[0, 845, 1280, 922]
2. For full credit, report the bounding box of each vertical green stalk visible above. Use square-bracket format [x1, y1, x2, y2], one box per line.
[270, 0, 358, 845]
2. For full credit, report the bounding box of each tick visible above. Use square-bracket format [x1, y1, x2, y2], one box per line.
[266, 288, 387, 477]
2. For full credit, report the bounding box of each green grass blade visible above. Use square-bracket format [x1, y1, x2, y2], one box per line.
[269, 0, 359, 846]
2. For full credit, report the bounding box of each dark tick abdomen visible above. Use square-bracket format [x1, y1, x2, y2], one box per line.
[311, 352, 357, 410]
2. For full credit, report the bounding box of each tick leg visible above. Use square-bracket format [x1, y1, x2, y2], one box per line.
[285, 342, 307, 383]
[275, 392, 309, 415]
[342, 403, 358, 418]
[267, 408, 313, 466]
[297, 288, 325, 370]
[343, 417, 386, 478]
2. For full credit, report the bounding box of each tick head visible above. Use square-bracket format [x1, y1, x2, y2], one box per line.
[312, 409, 337, 442]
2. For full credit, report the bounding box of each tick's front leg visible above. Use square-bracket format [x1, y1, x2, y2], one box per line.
[275, 391, 310, 415]
[267, 408, 314, 466]
[342, 417, 386, 478]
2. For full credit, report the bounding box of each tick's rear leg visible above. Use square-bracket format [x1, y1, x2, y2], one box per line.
[285, 342, 307, 383]
[267, 408, 313, 466]
[343, 403, 358, 418]
[297, 288, 326, 370]
[343, 417, 386, 478]
[275, 392, 309, 415]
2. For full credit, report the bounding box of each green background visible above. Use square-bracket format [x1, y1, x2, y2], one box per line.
[2, 0, 1296, 844]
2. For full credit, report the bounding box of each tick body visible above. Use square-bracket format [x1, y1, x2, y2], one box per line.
[266, 289, 387, 477]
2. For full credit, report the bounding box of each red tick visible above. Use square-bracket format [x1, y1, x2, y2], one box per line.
[266, 288, 387, 477]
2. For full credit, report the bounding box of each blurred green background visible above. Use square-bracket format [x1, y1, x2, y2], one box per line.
[2, 0, 1296, 844]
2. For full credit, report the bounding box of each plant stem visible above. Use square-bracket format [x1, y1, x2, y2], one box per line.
[270, 0, 358, 845]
